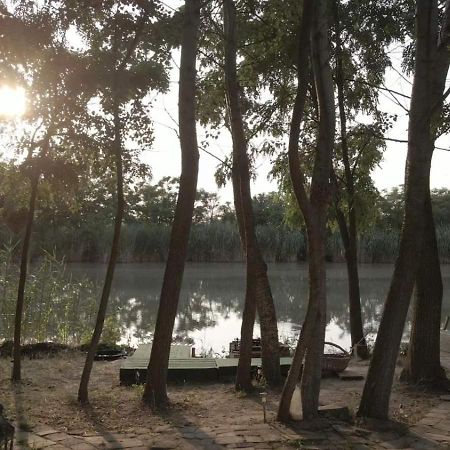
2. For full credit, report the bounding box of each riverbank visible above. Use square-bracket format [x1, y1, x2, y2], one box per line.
[1, 353, 449, 448]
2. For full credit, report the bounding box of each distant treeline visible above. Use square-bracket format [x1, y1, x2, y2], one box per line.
[15, 221, 450, 264]
[2, 177, 450, 264]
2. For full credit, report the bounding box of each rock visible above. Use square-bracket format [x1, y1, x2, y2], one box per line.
[318, 405, 352, 422]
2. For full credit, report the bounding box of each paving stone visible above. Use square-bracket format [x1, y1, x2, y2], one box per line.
[154, 425, 172, 432]
[58, 437, 85, 447]
[227, 447, 255, 450]
[67, 430, 88, 437]
[39, 446, 71, 450]
[48, 432, 72, 442]
[245, 425, 272, 432]
[151, 438, 180, 448]
[373, 431, 404, 443]
[408, 439, 440, 450]
[15, 431, 31, 441]
[16, 433, 57, 449]
[232, 425, 254, 432]
[117, 438, 145, 448]
[133, 427, 151, 435]
[216, 435, 244, 445]
[70, 443, 97, 450]
[331, 424, 354, 436]
[217, 432, 241, 438]
[136, 433, 156, 443]
[202, 443, 227, 450]
[381, 436, 416, 449]
[85, 435, 109, 446]
[33, 425, 59, 437]
[420, 433, 450, 443]
[226, 445, 255, 449]
[36, 438, 59, 448]
[244, 435, 264, 443]
[101, 433, 126, 442]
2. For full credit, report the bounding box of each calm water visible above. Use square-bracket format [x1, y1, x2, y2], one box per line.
[68, 263, 450, 354]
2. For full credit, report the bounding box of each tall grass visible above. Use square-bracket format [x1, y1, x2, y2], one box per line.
[359, 228, 400, 263]
[0, 247, 119, 345]
[3, 221, 450, 264]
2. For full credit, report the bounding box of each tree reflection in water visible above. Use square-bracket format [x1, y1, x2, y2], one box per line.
[68, 263, 450, 352]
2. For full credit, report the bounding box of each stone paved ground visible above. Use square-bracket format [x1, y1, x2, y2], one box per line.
[6, 338, 450, 450]
[11, 398, 450, 449]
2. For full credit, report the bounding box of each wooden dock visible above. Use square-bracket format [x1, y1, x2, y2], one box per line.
[120, 333, 450, 385]
[119, 344, 292, 385]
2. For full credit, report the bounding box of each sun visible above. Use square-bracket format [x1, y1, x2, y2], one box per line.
[0, 86, 26, 118]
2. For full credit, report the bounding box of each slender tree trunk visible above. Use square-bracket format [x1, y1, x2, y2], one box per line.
[300, 219, 327, 419]
[223, 0, 281, 387]
[300, 4, 336, 407]
[78, 86, 125, 404]
[346, 217, 369, 358]
[358, 0, 450, 419]
[278, 0, 335, 421]
[401, 189, 448, 386]
[142, 0, 200, 407]
[12, 173, 39, 382]
[333, 0, 368, 359]
[232, 166, 256, 391]
[277, 0, 314, 422]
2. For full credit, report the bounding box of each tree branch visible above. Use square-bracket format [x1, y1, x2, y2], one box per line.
[117, 6, 150, 73]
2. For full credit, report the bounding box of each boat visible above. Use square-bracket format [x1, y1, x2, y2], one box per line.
[228, 338, 292, 358]
[228, 339, 351, 374]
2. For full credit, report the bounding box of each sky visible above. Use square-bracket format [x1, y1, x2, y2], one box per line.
[2, 1, 450, 200]
[143, 58, 450, 204]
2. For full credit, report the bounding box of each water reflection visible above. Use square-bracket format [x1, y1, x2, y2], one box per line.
[68, 263, 450, 353]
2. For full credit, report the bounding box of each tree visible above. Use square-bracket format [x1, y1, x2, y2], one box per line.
[138, 177, 179, 225]
[223, 0, 281, 389]
[77, 0, 170, 403]
[1, 3, 89, 381]
[330, 0, 411, 359]
[358, 0, 450, 419]
[142, 0, 201, 407]
[401, 189, 448, 386]
[278, 0, 335, 421]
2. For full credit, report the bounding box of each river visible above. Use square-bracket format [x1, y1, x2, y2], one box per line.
[68, 263, 450, 354]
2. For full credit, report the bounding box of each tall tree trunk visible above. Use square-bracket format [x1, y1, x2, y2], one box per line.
[278, 0, 335, 421]
[78, 87, 124, 404]
[358, 0, 450, 419]
[334, 207, 368, 359]
[142, 0, 200, 407]
[346, 218, 369, 358]
[223, 0, 281, 387]
[12, 130, 51, 382]
[277, 0, 314, 422]
[300, 219, 327, 419]
[402, 189, 448, 386]
[334, 0, 368, 359]
[12, 172, 39, 382]
[232, 166, 256, 391]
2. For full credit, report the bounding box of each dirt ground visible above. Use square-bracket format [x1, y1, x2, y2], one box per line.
[0, 352, 442, 435]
